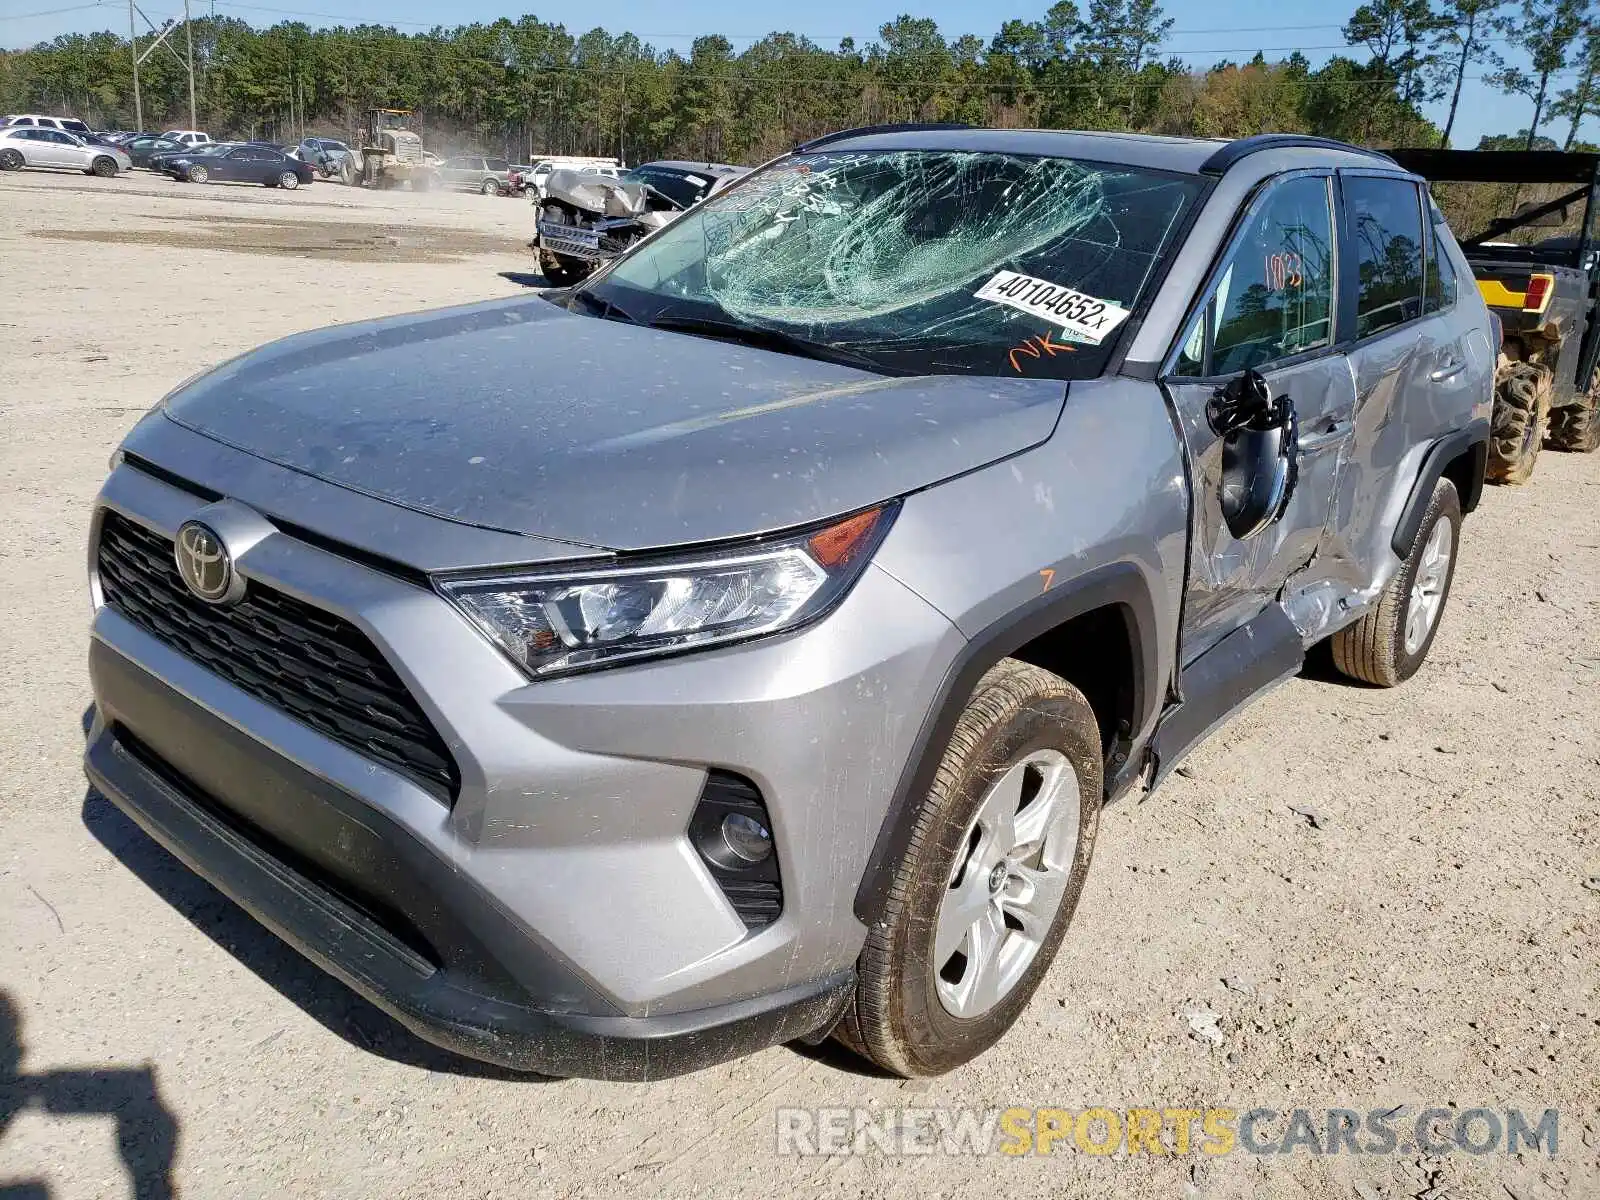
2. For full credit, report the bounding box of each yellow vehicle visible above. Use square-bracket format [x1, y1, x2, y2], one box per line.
[339, 108, 437, 191]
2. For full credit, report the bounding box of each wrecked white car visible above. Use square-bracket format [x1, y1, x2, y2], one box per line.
[535, 160, 749, 286]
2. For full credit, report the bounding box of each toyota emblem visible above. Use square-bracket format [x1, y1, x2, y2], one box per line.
[174, 520, 244, 606]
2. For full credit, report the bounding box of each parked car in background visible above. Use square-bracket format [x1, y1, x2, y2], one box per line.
[122, 134, 187, 169]
[164, 142, 314, 188]
[148, 141, 228, 174]
[294, 137, 354, 179]
[0, 126, 130, 176]
[2, 114, 94, 138]
[162, 130, 212, 148]
[437, 154, 516, 194]
[536, 159, 749, 284]
[523, 155, 622, 200]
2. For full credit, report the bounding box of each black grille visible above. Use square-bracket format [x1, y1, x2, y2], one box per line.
[96, 509, 459, 801]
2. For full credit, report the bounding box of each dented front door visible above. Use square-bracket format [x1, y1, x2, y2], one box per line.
[1160, 171, 1357, 665]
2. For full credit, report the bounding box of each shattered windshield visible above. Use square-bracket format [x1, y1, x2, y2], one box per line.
[586, 149, 1202, 378]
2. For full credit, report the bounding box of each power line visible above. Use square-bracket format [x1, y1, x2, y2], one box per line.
[1, 1, 109, 20]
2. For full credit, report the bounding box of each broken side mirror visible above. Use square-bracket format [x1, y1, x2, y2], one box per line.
[1211, 370, 1300, 540]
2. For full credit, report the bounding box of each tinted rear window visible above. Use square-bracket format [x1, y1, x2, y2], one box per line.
[1345, 176, 1425, 338]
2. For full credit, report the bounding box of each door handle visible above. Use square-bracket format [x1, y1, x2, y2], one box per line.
[1430, 357, 1466, 383]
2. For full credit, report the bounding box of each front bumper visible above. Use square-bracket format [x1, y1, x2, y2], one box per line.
[85, 444, 963, 1072]
[85, 681, 850, 1079]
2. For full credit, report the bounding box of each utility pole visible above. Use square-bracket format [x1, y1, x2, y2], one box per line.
[183, 0, 197, 131]
[128, 0, 142, 131]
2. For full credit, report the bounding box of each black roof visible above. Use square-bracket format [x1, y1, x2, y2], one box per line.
[1388, 148, 1600, 184]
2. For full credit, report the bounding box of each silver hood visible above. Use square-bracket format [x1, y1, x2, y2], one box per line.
[158, 295, 1069, 552]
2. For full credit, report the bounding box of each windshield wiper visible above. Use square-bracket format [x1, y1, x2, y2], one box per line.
[644, 314, 902, 375]
[565, 289, 639, 325]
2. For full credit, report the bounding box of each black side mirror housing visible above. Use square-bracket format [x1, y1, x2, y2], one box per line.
[1211, 370, 1300, 540]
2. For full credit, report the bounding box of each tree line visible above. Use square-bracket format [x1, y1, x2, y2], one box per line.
[1, 0, 1596, 164]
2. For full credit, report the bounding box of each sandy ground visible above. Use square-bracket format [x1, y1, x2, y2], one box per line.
[1, 166, 1597, 1200]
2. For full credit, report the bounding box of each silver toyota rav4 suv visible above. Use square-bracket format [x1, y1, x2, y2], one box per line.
[85, 128, 1494, 1079]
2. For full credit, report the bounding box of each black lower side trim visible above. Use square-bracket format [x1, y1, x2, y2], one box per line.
[1149, 604, 1303, 782]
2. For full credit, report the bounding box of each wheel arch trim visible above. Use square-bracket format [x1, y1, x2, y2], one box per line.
[852, 560, 1159, 927]
[1391, 416, 1489, 558]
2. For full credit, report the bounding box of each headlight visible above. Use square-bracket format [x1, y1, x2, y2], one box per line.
[436, 505, 895, 679]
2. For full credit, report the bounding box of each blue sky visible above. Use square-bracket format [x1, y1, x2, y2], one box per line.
[4, 0, 1590, 148]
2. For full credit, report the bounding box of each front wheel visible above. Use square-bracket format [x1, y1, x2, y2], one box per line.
[277, 171, 299, 190]
[188, 165, 210, 184]
[1331, 476, 1461, 687]
[90, 156, 118, 178]
[0, 148, 24, 171]
[538, 250, 590, 287]
[833, 659, 1103, 1077]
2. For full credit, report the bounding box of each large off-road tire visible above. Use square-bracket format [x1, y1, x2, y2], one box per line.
[833, 659, 1103, 1077]
[1487, 360, 1552, 484]
[1331, 477, 1461, 687]
[1548, 365, 1600, 453]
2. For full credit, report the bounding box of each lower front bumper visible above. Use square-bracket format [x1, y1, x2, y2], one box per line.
[84, 691, 852, 1081]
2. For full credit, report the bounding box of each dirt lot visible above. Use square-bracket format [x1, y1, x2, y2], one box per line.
[1, 167, 1597, 1200]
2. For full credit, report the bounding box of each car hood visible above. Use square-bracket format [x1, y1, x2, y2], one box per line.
[159, 295, 1069, 551]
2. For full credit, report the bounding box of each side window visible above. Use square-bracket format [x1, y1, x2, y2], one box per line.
[1424, 211, 1458, 314]
[1175, 175, 1337, 377]
[1345, 176, 1425, 338]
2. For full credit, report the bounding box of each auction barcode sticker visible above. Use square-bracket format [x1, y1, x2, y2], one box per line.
[976, 270, 1130, 343]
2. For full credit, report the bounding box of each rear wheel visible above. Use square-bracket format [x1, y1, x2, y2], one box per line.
[1486, 360, 1552, 484]
[277, 171, 299, 190]
[481, 177, 500, 195]
[1548, 365, 1600, 453]
[90, 155, 117, 178]
[833, 659, 1103, 1077]
[1331, 477, 1461, 687]
[0, 148, 24, 170]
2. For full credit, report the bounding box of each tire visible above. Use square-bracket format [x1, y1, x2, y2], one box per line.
[0, 148, 24, 171]
[1548, 365, 1600, 453]
[1486, 360, 1551, 484]
[1331, 477, 1461, 687]
[481, 178, 500, 195]
[833, 659, 1103, 1077]
[189, 164, 210, 184]
[277, 171, 299, 190]
[90, 155, 117, 178]
[538, 250, 589, 287]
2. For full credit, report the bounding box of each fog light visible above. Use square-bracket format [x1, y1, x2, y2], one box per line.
[721, 812, 772, 864]
[689, 771, 783, 928]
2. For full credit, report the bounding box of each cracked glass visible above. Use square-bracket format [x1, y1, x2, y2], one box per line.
[588, 150, 1203, 379]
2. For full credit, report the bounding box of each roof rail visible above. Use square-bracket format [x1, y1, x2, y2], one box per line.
[796, 123, 972, 152]
[1199, 134, 1396, 175]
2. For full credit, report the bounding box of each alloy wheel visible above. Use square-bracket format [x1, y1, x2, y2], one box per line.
[1404, 517, 1454, 655]
[934, 749, 1080, 1019]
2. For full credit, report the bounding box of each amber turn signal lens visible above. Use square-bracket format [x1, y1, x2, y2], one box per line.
[807, 507, 883, 569]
